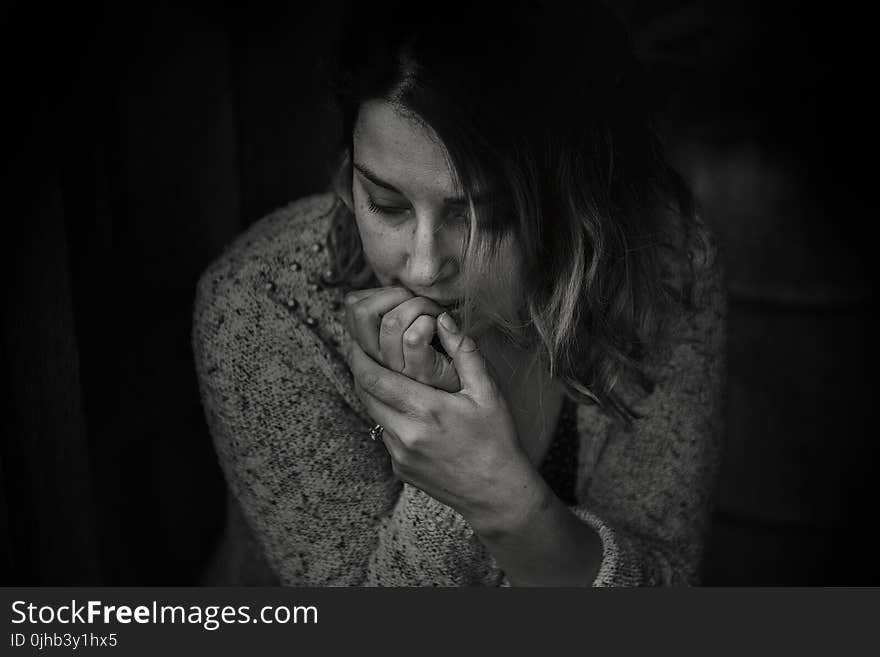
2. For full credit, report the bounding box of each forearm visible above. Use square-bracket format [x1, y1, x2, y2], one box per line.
[464, 463, 604, 586]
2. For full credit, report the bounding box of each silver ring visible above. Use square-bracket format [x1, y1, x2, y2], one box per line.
[369, 424, 384, 442]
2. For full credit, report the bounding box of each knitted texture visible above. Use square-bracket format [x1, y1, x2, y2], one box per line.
[191, 193, 726, 586]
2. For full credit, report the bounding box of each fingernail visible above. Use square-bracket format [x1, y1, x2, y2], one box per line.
[439, 312, 459, 334]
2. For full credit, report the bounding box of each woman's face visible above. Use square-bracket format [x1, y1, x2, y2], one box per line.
[350, 99, 470, 308]
[350, 100, 526, 342]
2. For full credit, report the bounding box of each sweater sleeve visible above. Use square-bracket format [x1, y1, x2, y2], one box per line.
[191, 202, 405, 585]
[194, 260, 505, 585]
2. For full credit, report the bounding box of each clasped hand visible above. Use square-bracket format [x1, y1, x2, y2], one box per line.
[343, 287, 534, 529]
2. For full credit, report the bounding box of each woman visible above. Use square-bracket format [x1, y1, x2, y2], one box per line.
[192, 1, 725, 586]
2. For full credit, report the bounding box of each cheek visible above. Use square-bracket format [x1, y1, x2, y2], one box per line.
[353, 209, 400, 278]
[473, 238, 525, 319]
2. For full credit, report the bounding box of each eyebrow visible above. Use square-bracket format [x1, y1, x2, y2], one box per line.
[353, 161, 483, 208]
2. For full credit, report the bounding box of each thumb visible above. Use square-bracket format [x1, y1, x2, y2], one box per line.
[437, 312, 493, 398]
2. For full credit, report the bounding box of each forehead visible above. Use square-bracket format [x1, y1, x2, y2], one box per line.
[353, 100, 458, 198]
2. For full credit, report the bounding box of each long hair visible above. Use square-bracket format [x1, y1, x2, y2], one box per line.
[324, 1, 698, 422]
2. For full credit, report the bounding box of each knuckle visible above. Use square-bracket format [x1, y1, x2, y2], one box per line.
[352, 304, 370, 323]
[397, 430, 423, 455]
[361, 372, 383, 392]
[456, 335, 478, 353]
[380, 313, 403, 335]
[403, 326, 424, 348]
[400, 430, 419, 449]
[410, 401, 440, 426]
[427, 407, 443, 426]
[354, 381, 369, 402]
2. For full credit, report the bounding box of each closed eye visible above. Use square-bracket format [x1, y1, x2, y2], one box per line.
[366, 196, 410, 216]
[366, 195, 470, 227]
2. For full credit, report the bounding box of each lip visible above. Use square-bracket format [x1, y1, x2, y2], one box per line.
[427, 298, 461, 310]
[404, 288, 460, 308]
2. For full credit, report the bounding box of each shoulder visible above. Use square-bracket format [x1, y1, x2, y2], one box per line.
[192, 192, 351, 372]
[650, 209, 726, 360]
[196, 193, 338, 290]
[194, 192, 342, 310]
[632, 211, 727, 415]
[605, 211, 726, 416]
[658, 209, 725, 310]
[669, 212, 726, 349]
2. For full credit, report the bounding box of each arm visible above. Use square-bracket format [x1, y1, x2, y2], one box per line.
[494, 220, 726, 586]
[194, 200, 724, 587]
[192, 258, 398, 585]
[194, 268, 515, 585]
[193, 203, 514, 586]
[362, 219, 726, 587]
[191, 196, 423, 585]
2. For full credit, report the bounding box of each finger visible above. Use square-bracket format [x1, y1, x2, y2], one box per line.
[344, 286, 413, 363]
[436, 311, 494, 400]
[402, 314, 436, 373]
[343, 290, 371, 334]
[380, 297, 446, 372]
[342, 287, 386, 304]
[352, 377, 406, 457]
[402, 315, 462, 392]
[342, 288, 386, 333]
[348, 338, 437, 417]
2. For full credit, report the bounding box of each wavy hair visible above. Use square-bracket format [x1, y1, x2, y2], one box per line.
[323, 1, 698, 422]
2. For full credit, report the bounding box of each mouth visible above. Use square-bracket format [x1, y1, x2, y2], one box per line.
[404, 287, 460, 310]
[423, 297, 459, 309]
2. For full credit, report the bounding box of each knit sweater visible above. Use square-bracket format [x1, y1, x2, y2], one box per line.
[191, 193, 726, 586]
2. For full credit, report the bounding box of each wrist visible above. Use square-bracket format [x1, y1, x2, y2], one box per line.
[463, 455, 550, 539]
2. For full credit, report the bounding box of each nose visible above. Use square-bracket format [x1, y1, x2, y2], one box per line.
[406, 215, 456, 288]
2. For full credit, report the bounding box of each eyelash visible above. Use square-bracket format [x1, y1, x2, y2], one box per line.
[366, 197, 408, 216]
[366, 196, 469, 224]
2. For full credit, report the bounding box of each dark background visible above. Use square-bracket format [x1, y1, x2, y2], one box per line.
[1, 0, 874, 585]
